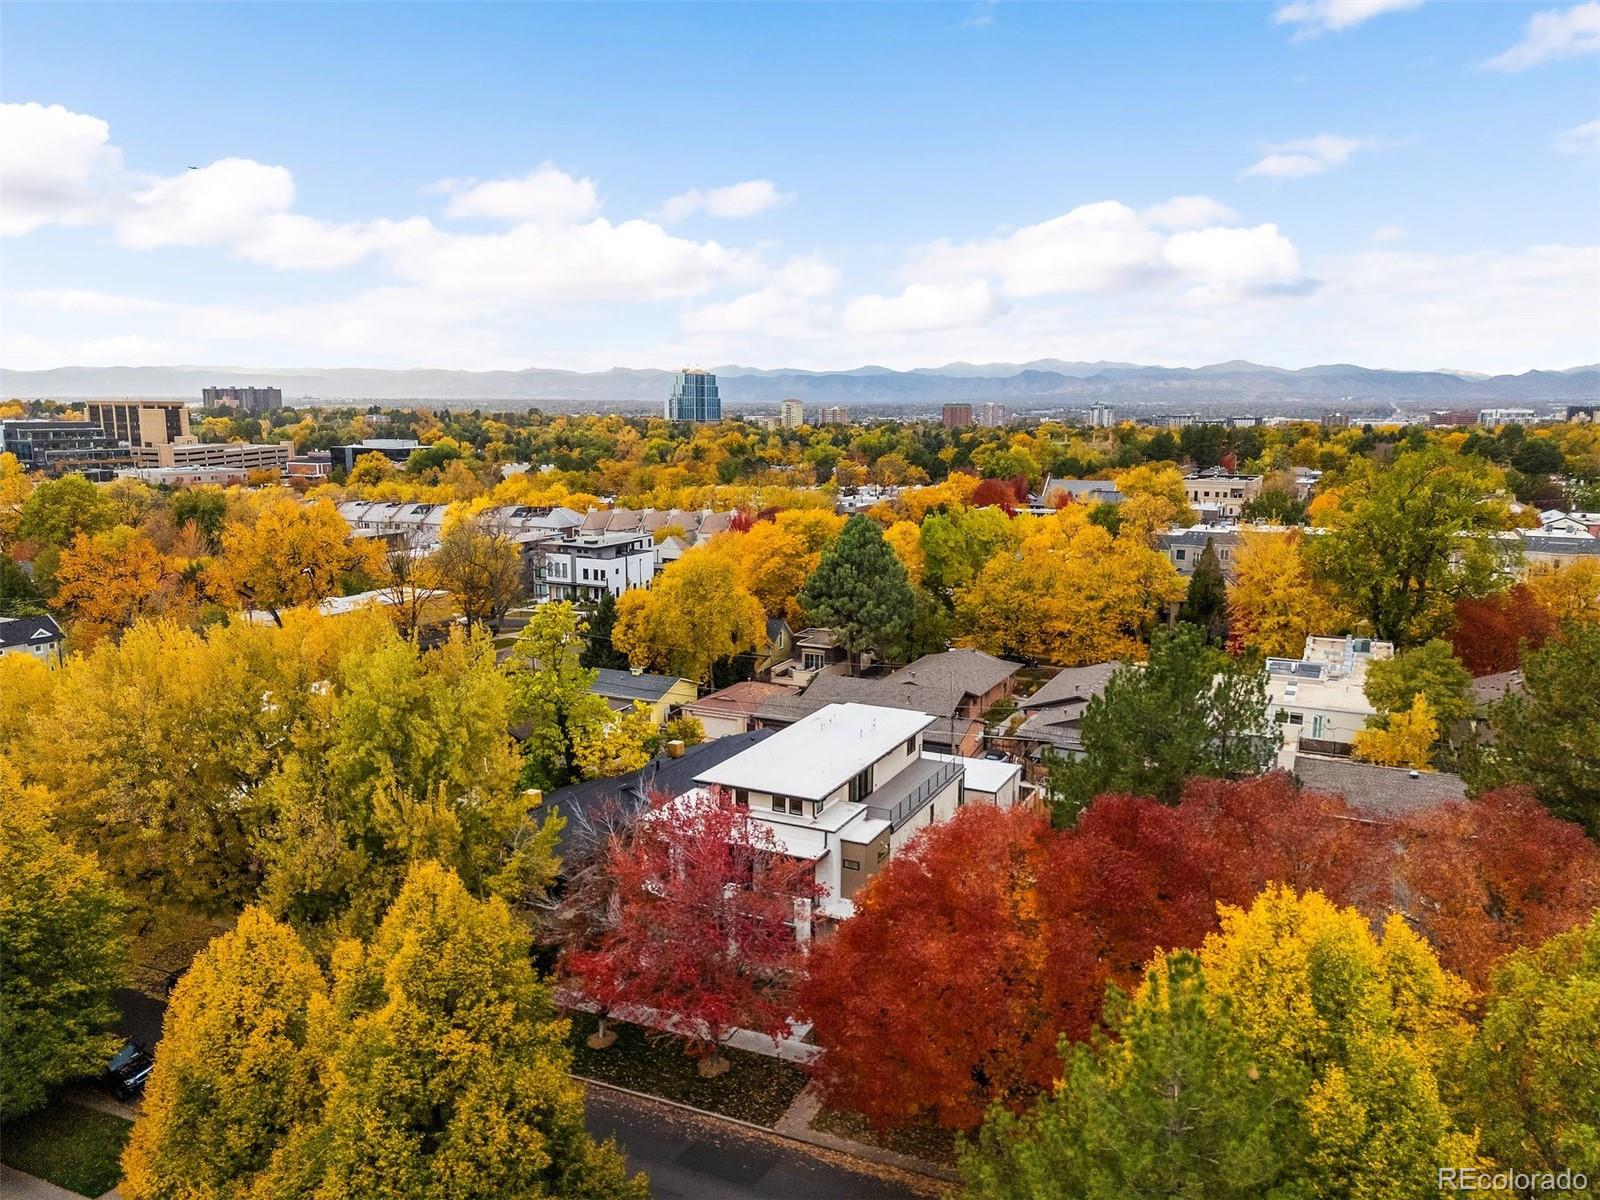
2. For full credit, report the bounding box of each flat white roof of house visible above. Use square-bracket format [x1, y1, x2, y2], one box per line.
[927, 752, 1021, 794]
[694, 702, 934, 801]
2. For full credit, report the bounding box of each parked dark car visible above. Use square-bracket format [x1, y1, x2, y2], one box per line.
[104, 1040, 154, 1101]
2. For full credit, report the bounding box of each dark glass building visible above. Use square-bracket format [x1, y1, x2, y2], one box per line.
[665, 368, 721, 423]
[0, 419, 135, 480]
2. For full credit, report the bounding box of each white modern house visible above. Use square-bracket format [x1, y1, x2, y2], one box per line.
[926, 751, 1022, 808]
[1265, 635, 1394, 763]
[688, 702, 966, 918]
[540, 531, 656, 601]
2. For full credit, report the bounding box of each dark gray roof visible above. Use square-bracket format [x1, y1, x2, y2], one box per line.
[1292, 754, 1467, 819]
[885, 649, 1021, 701]
[1471, 670, 1524, 706]
[544, 729, 774, 863]
[590, 668, 690, 703]
[1521, 535, 1600, 556]
[751, 680, 977, 749]
[1020, 662, 1117, 710]
[0, 615, 63, 650]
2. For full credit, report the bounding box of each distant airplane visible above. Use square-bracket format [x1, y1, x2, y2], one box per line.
[188, 165, 199, 170]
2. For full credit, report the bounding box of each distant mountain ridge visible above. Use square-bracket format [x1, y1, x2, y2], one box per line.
[3, 361, 1596, 408]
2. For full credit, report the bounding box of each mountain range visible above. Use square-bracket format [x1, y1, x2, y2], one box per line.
[4, 361, 1596, 410]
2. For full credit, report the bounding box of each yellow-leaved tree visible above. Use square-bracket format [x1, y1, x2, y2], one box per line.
[1351, 693, 1438, 770]
[49, 526, 199, 648]
[1201, 886, 1481, 1200]
[956, 507, 1185, 664]
[1228, 529, 1346, 658]
[1113, 463, 1196, 544]
[613, 549, 766, 683]
[1525, 559, 1600, 625]
[208, 492, 384, 624]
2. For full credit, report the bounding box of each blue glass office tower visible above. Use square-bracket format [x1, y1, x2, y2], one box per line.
[665, 368, 721, 422]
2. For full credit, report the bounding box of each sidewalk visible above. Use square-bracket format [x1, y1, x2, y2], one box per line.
[774, 1085, 960, 1185]
[557, 991, 823, 1064]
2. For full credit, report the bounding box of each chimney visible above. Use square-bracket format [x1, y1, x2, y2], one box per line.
[1408, 770, 1420, 779]
[665, 740, 685, 759]
[630, 666, 643, 676]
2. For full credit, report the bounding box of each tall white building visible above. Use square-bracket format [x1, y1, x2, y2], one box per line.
[1088, 403, 1115, 428]
[779, 398, 805, 429]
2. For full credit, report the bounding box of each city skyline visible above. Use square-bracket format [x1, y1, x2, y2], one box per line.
[2, 1, 1597, 375]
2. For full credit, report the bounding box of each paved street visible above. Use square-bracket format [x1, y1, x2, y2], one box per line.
[583, 1085, 942, 1200]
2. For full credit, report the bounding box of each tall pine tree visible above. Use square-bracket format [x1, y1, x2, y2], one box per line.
[798, 515, 915, 667]
[1180, 538, 1229, 646]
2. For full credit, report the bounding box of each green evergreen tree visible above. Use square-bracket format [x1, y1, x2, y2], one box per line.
[798, 515, 915, 666]
[961, 953, 1296, 1200]
[1466, 622, 1600, 837]
[1048, 624, 1272, 822]
[1179, 539, 1229, 646]
[579, 593, 629, 670]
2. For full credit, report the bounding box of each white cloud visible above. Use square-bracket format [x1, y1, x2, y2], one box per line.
[1369, 224, 1408, 243]
[0, 102, 124, 235]
[1272, 0, 1423, 37]
[903, 200, 1307, 299]
[116, 158, 294, 248]
[1483, 2, 1600, 71]
[1162, 224, 1306, 296]
[1553, 117, 1600, 154]
[1242, 134, 1384, 178]
[439, 163, 600, 224]
[680, 255, 840, 335]
[963, 1, 998, 29]
[843, 281, 1004, 335]
[659, 179, 789, 223]
[1142, 195, 1239, 229]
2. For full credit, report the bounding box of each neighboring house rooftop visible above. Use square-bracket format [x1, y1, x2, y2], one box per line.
[1019, 662, 1117, 710]
[591, 668, 692, 704]
[687, 680, 799, 716]
[695, 702, 934, 801]
[1471, 670, 1524, 706]
[544, 729, 774, 862]
[1292, 755, 1467, 819]
[884, 648, 1021, 702]
[0, 614, 63, 650]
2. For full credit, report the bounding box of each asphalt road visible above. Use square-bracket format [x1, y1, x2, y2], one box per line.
[583, 1086, 941, 1200]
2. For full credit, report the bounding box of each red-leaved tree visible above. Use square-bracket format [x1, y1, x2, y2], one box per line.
[1448, 584, 1555, 676]
[971, 475, 1028, 514]
[801, 776, 1408, 1133]
[562, 790, 824, 1075]
[799, 805, 1055, 1131]
[1397, 787, 1600, 989]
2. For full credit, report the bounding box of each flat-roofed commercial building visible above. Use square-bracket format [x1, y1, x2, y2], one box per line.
[0, 419, 136, 478]
[84, 399, 191, 449]
[202, 386, 283, 414]
[144, 441, 290, 473]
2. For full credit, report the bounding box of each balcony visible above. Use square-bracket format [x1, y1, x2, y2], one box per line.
[862, 757, 963, 831]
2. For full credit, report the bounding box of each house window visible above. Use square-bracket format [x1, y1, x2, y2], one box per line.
[1175, 549, 1186, 561]
[902, 737, 915, 756]
[841, 858, 861, 871]
[802, 651, 825, 670]
[771, 795, 803, 815]
[876, 843, 890, 863]
[848, 766, 873, 803]
[734, 789, 748, 807]
[1288, 712, 1304, 726]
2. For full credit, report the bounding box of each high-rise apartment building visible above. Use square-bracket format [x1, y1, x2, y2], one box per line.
[665, 369, 722, 422]
[818, 405, 848, 425]
[941, 403, 974, 428]
[1088, 402, 1116, 428]
[202, 386, 283, 414]
[779, 398, 805, 429]
[976, 402, 1007, 427]
[84, 399, 191, 449]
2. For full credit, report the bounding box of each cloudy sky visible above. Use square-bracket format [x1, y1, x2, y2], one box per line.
[2, 1, 1596, 374]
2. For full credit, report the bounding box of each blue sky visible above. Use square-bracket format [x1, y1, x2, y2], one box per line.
[2, 1, 1596, 373]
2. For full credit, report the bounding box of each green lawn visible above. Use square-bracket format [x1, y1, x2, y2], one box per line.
[566, 1011, 809, 1126]
[812, 1107, 961, 1167]
[1, 1099, 132, 1197]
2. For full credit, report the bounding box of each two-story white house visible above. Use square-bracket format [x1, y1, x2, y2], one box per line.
[687, 703, 966, 918]
[1265, 635, 1394, 763]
